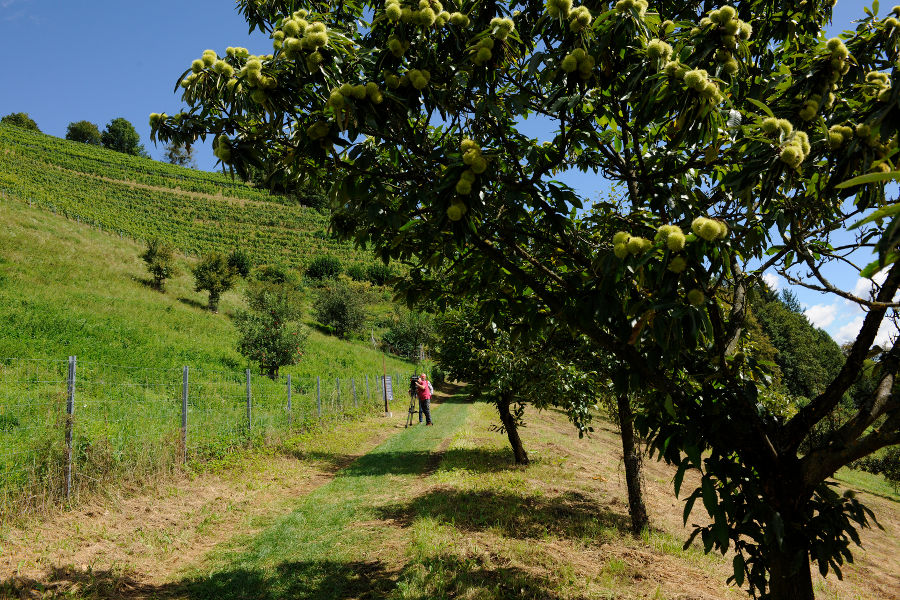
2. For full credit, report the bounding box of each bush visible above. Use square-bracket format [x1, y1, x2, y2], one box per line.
[227, 248, 253, 278]
[1, 112, 40, 132]
[431, 364, 445, 386]
[346, 264, 367, 281]
[313, 281, 367, 338]
[235, 283, 308, 379]
[253, 263, 301, 288]
[66, 120, 101, 145]
[365, 262, 393, 286]
[305, 255, 343, 280]
[140, 238, 179, 291]
[381, 308, 435, 359]
[193, 252, 237, 312]
[852, 446, 900, 490]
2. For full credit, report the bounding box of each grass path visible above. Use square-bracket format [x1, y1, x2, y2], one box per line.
[171, 396, 472, 600]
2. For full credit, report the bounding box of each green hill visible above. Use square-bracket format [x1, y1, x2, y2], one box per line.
[0, 125, 416, 517]
[0, 123, 365, 270]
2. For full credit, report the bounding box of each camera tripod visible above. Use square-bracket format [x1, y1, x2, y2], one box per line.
[405, 392, 419, 427]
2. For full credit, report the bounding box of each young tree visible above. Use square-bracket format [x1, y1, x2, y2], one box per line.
[435, 305, 602, 467]
[65, 120, 102, 145]
[0, 112, 40, 132]
[313, 280, 366, 338]
[153, 2, 900, 597]
[192, 252, 237, 312]
[235, 282, 308, 378]
[101, 117, 147, 156]
[164, 140, 197, 167]
[140, 238, 179, 291]
[382, 307, 435, 359]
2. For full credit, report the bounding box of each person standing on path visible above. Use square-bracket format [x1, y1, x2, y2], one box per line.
[416, 373, 433, 425]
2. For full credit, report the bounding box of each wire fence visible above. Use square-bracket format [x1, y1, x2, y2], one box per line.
[0, 357, 408, 520]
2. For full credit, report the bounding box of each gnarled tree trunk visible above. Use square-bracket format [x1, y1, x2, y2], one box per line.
[617, 392, 648, 534]
[497, 392, 529, 464]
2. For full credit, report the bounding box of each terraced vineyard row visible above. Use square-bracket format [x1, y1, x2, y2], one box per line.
[0, 125, 365, 270]
[0, 124, 272, 202]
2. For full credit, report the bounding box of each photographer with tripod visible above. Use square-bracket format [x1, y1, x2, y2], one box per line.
[415, 373, 433, 426]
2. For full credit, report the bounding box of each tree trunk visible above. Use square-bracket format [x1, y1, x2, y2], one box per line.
[767, 537, 814, 600]
[497, 393, 529, 465]
[208, 290, 220, 312]
[617, 392, 648, 534]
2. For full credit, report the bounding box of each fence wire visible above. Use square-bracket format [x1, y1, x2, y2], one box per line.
[0, 357, 411, 520]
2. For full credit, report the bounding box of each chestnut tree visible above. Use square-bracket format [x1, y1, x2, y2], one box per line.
[153, 0, 900, 597]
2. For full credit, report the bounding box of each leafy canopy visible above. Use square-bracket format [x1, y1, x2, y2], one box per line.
[154, 0, 900, 597]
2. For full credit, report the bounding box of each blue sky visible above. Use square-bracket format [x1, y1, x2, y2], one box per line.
[0, 0, 892, 344]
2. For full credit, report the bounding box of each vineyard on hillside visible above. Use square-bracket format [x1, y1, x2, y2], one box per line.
[0, 124, 366, 270]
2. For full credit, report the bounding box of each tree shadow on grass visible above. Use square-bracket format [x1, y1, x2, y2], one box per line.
[1, 560, 396, 600]
[279, 446, 516, 479]
[177, 296, 208, 311]
[379, 487, 631, 542]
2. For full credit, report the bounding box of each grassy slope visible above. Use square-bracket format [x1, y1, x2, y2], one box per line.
[1, 393, 896, 599]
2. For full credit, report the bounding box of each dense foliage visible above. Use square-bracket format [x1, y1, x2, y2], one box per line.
[192, 252, 237, 312]
[305, 254, 343, 279]
[164, 140, 197, 167]
[381, 307, 435, 359]
[140, 238, 180, 291]
[0, 113, 39, 132]
[235, 282, 309, 378]
[313, 280, 367, 337]
[154, 1, 900, 597]
[65, 120, 102, 145]
[101, 117, 147, 157]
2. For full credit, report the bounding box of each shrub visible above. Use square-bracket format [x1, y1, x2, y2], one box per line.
[65, 120, 101, 145]
[140, 238, 179, 291]
[313, 281, 367, 338]
[346, 264, 367, 281]
[381, 308, 435, 359]
[227, 248, 253, 278]
[430, 364, 445, 386]
[1, 112, 40, 132]
[365, 262, 393, 286]
[193, 252, 237, 312]
[234, 283, 308, 379]
[253, 263, 301, 288]
[305, 255, 343, 280]
[852, 446, 900, 490]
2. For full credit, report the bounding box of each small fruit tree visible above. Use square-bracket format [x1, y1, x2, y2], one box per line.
[153, 1, 900, 597]
[140, 238, 179, 291]
[193, 252, 237, 312]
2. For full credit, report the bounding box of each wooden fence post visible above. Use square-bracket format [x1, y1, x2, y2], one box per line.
[336, 377, 341, 411]
[365, 375, 370, 404]
[352, 378, 358, 408]
[64, 356, 76, 502]
[181, 366, 189, 465]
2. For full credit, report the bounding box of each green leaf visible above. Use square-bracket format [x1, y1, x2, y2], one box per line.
[702, 477, 718, 517]
[859, 252, 899, 278]
[835, 171, 900, 189]
[683, 493, 697, 525]
[673, 462, 688, 497]
[848, 203, 900, 229]
[732, 554, 745, 587]
[745, 98, 774, 118]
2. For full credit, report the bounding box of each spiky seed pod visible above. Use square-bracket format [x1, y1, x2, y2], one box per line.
[307, 121, 330, 140]
[828, 131, 844, 149]
[418, 7, 437, 26]
[779, 144, 803, 168]
[698, 219, 721, 241]
[646, 39, 673, 61]
[461, 138, 480, 152]
[191, 59, 205, 73]
[691, 217, 708, 235]
[463, 148, 480, 165]
[723, 20, 740, 35]
[351, 84, 367, 99]
[450, 12, 469, 26]
[328, 89, 346, 109]
[578, 56, 595, 79]
[723, 58, 739, 75]
[460, 169, 477, 183]
[719, 6, 736, 21]
[614, 243, 629, 259]
[561, 54, 578, 72]
[687, 289, 706, 306]
[455, 179, 472, 195]
[447, 201, 466, 221]
[306, 52, 324, 70]
[385, 73, 400, 88]
[202, 50, 217, 66]
[612, 231, 631, 245]
[339, 83, 354, 97]
[250, 89, 267, 104]
[667, 232, 687, 251]
[283, 20, 300, 37]
[668, 256, 688, 273]
[386, 4, 403, 21]
[776, 119, 793, 136]
[684, 69, 707, 91]
[366, 82, 380, 98]
[569, 6, 591, 32]
[547, 0, 573, 19]
[474, 47, 492, 65]
[471, 157, 488, 174]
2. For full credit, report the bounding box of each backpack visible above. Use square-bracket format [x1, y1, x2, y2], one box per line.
[427, 381, 434, 396]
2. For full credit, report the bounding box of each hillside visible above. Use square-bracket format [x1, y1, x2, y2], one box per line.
[0, 123, 366, 270]
[0, 138, 416, 518]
